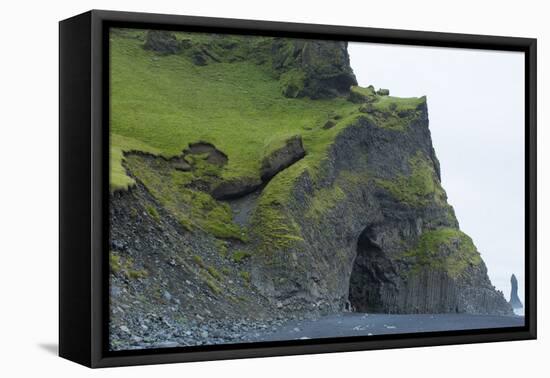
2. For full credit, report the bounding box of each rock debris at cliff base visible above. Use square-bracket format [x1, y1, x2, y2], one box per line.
[108, 28, 514, 350]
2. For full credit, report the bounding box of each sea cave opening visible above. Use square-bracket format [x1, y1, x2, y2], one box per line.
[348, 227, 392, 313]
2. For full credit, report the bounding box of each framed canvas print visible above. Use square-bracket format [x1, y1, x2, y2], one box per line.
[59, 10, 537, 368]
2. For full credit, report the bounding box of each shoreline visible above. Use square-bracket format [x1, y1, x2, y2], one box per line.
[112, 312, 525, 351]
[247, 312, 525, 342]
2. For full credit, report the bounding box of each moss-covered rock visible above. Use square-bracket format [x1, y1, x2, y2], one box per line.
[358, 103, 374, 113]
[123, 153, 247, 241]
[260, 135, 306, 181]
[279, 68, 306, 98]
[402, 228, 483, 278]
[349, 85, 377, 103]
[272, 38, 358, 99]
[212, 176, 263, 200]
[374, 151, 446, 207]
[322, 119, 337, 129]
[144, 30, 182, 55]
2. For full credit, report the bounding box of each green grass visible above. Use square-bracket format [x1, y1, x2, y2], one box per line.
[279, 68, 306, 97]
[375, 151, 446, 207]
[192, 254, 206, 268]
[215, 239, 229, 257]
[127, 269, 149, 279]
[371, 95, 425, 113]
[110, 30, 357, 191]
[206, 265, 222, 281]
[205, 278, 222, 295]
[145, 204, 160, 222]
[304, 170, 370, 220]
[306, 184, 346, 220]
[192, 254, 224, 293]
[110, 134, 160, 190]
[124, 154, 246, 240]
[249, 112, 369, 253]
[402, 228, 482, 278]
[349, 85, 376, 103]
[368, 96, 426, 131]
[110, 253, 122, 273]
[109, 251, 148, 279]
[110, 29, 430, 254]
[232, 250, 251, 263]
[239, 271, 251, 284]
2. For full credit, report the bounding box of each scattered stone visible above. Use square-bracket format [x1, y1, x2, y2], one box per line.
[376, 88, 390, 96]
[323, 119, 336, 130]
[120, 325, 131, 334]
[110, 285, 121, 297]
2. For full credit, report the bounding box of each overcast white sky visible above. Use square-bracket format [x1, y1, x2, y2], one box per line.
[348, 42, 525, 303]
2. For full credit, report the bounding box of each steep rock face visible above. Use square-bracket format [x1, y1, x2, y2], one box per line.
[248, 103, 512, 315]
[509, 274, 523, 309]
[118, 31, 512, 319]
[272, 39, 358, 99]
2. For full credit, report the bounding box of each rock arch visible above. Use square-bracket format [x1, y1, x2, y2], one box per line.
[348, 226, 398, 313]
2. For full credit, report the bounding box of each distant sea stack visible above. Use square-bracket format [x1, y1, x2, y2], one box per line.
[509, 274, 523, 309]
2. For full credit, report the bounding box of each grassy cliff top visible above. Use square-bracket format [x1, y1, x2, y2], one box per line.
[110, 30, 354, 190]
[110, 29, 425, 191]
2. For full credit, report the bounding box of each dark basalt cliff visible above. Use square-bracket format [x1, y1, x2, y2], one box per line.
[248, 106, 511, 315]
[271, 38, 358, 99]
[109, 32, 512, 349]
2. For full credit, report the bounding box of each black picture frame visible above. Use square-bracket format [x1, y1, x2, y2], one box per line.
[59, 9, 537, 368]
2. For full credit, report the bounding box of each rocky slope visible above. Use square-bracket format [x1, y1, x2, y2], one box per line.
[109, 29, 512, 350]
